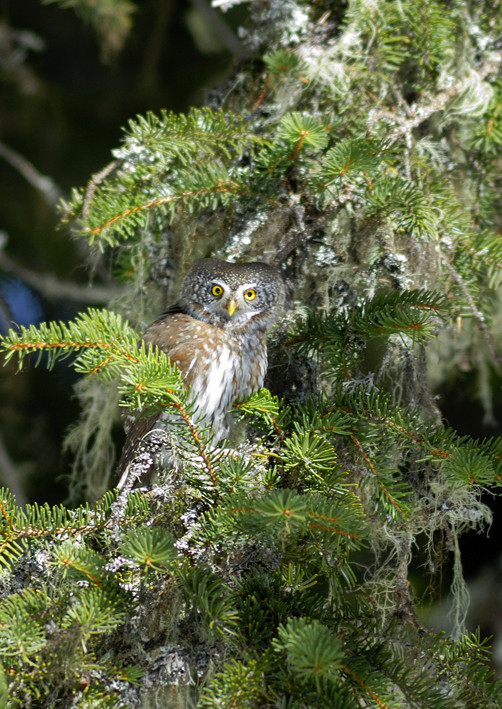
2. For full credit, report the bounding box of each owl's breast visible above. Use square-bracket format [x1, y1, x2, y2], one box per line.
[186, 329, 267, 438]
[189, 343, 238, 420]
[143, 312, 268, 441]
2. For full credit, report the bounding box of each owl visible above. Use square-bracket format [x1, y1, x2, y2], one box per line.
[116, 258, 286, 488]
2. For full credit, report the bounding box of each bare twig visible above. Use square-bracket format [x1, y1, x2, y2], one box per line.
[82, 160, 123, 221]
[0, 251, 125, 304]
[0, 140, 62, 207]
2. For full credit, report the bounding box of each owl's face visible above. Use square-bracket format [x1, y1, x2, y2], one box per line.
[179, 258, 286, 329]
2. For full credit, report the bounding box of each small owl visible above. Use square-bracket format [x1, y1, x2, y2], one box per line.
[116, 258, 286, 487]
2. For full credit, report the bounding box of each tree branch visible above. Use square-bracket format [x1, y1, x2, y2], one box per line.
[0, 251, 125, 305]
[0, 140, 62, 207]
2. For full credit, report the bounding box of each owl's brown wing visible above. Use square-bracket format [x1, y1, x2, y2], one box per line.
[142, 311, 227, 381]
[115, 310, 226, 487]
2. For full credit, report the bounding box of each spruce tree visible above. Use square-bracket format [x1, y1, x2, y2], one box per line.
[1, 0, 502, 706]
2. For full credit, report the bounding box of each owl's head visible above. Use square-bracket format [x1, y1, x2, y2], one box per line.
[179, 258, 286, 329]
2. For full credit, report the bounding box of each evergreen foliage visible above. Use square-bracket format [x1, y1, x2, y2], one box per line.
[1, 0, 502, 705]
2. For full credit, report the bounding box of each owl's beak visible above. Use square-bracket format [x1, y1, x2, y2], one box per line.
[227, 298, 237, 317]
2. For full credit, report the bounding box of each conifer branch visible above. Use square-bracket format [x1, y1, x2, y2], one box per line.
[86, 181, 252, 238]
[350, 433, 408, 517]
[342, 664, 390, 709]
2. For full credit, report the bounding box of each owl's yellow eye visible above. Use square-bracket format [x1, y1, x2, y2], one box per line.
[244, 289, 256, 301]
[211, 284, 223, 297]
